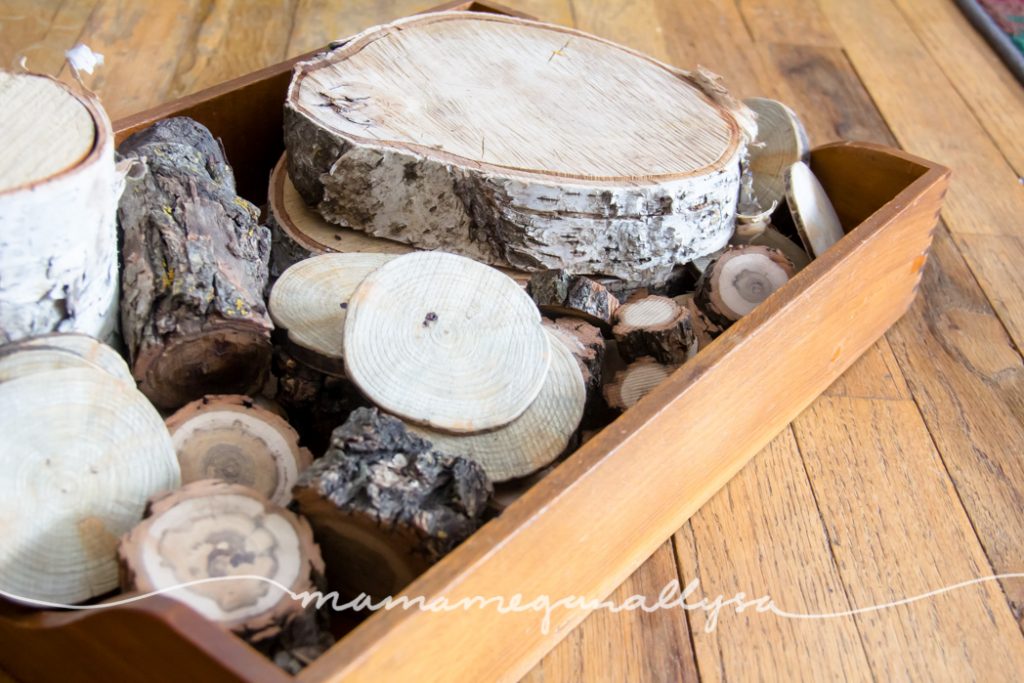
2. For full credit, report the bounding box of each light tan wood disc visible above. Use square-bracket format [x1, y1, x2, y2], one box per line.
[603, 357, 675, 410]
[785, 161, 846, 257]
[743, 97, 810, 211]
[15, 333, 134, 384]
[614, 296, 681, 329]
[343, 251, 550, 432]
[0, 367, 179, 604]
[408, 330, 585, 482]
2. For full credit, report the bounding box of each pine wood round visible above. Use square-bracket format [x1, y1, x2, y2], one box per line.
[409, 330, 585, 482]
[0, 367, 179, 604]
[285, 12, 748, 286]
[343, 251, 550, 432]
[15, 333, 134, 384]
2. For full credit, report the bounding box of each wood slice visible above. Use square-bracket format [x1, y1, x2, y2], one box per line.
[742, 97, 810, 212]
[730, 224, 812, 272]
[293, 408, 491, 601]
[268, 253, 394, 375]
[118, 117, 273, 410]
[166, 395, 313, 506]
[695, 245, 796, 326]
[527, 270, 620, 328]
[603, 357, 676, 411]
[118, 479, 324, 642]
[612, 295, 697, 364]
[285, 12, 750, 286]
[0, 73, 120, 344]
[541, 317, 605, 399]
[343, 251, 550, 433]
[407, 329, 586, 482]
[0, 367, 179, 604]
[785, 160, 846, 257]
[14, 333, 134, 384]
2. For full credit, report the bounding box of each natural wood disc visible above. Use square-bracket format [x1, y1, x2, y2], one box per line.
[613, 295, 696, 364]
[785, 161, 846, 257]
[9, 333, 133, 384]
[343, 251, 550, 432]
[696, 245, 796, 324]
[742, 97, 810, 212]
[0, 367, 179, 604]
[269, 253, 396, 374]
[603, 357, 676, 411]
[408, 329, 585, 482]
[166, 395, 313, 506]
[118, 479, 324, 640]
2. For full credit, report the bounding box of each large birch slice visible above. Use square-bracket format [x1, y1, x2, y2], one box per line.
[612, 295, 697, 364]
[285, 12, 750, 287]
[408, 330, 585, 482]
[0, 367, 179, 604]
[118, 117, 273, 410]
[603, 357, 676, 411]
[696, 245, 796, 326]
[343, 251, 550, 432]
[293, 408, 491, 601]
[0, 72, 120, 344]
[166, 395, 313, 506]
[269, 253, 394, 375]
[742, 97, 810, 212]
[118, 480, 324, 641]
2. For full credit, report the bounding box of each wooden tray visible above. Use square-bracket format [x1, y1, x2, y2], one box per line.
[0, 3, 949, 682]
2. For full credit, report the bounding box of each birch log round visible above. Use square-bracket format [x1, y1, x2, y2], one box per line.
[343, 251, 550, 432]
[118, 117, 273, 410]
[0, 367, 179, 604]
[166, 395, 313, 506]
[285, 12, 751, 287]
[0, 72, 120, 344]
[118, 479, 324, 641]
[408, 330, 585, 482]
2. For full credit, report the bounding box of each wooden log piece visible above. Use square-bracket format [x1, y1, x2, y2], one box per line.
[118, 117, 273, 410]
[0, 367, 179, 604]
[673, 293, 723, 351]
[695, 245, 796, 327]
[285, 13, 752, 287]
[541, 317, 605, 400]
[527, 270, 620, 328]
[268, 252, 394, 375]
[602, 357, 677, 411]
[343, 251, 550, 433]
[407, 329, 586, 482]
[118, 479, 325, 643]
[612, 295, 697, 364]
[165, 395, 314, 506]
[293, 408, 491, 601]
[0, 72, 121, 344]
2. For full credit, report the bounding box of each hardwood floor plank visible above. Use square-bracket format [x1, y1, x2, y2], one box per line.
[0, 0, 97, 75]
[736, 0, 840, 48]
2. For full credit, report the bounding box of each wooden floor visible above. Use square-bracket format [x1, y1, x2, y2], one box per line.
[3, 0, 1024, 680]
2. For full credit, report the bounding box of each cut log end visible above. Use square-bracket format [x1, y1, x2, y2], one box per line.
[696, 245, 795, 326]
[613, 295, 697, 364]
[603, 357, 677, 411]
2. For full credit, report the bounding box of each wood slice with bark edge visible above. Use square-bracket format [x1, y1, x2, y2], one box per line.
[730, 224, 812, 272]
[673, 293, 723, 351]
[165, 395, 313, 506]
[612, 295, 697, 364]
[695, 245, 796, 327]
[268, 253, 395, 376]
[602, 357, 677, 412]
[407, 329, 585, 482]
[118, 479, 324, 643]
[542, 317, 605, 399]
[15, 333, 134, 384]
[292, 408, 491, 601]
[0, 73, 121, 344]
[527, 270, 620, 328]
[0, 367, 179, 604]
[285, 12, 752, 287]
[343, 251, 550, 433]
[785, 160, 846, 257]
[118, 117, 273, 411]
[742, 97, 811, 212]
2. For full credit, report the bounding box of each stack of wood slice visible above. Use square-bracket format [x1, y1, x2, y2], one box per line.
[118, 117, 273, 411]
[0, 336, 180, 604]
[284, 12, 753, 287]
[293, 408, 491, 600]
[0, 72, 121, 344]
[165, 395, 313, 506]
[119, 479, 331, 663]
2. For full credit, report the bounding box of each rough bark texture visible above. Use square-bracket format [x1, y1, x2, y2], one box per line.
[613, 296, 697, 364]
[118, 117, 273, 410]
[528, 270, 620, 328]
[674, 293, 723, 351]
[293, 408, 492, 600]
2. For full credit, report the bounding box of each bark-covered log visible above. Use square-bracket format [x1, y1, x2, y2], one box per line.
[293, 408, 491, 601]
[528, 270, 620, 328]
[603, 356, 677, 411]
[0, 73, 121, 344]
[695, 245, 796, 327]
[118, 117, 273, 410]
[613, 295, 697, 364]
[673, 293, 723, 351]
[285, 13, 753, 287]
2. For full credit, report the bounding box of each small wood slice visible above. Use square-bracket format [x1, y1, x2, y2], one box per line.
[695, 246, 796, 326]
[603, 357, 676, 411]
[527, 270, 620, 328]
[742, 97, 810, 212]
[0, 367, 179, 604]
[613, 295, 696, 364]
[730, 224, 811, 272]
[15, 333, 133, 383]
[166, 395, 313, 506]
[269, 253, 395, 375]
[118, 479, 324, 642]
[673, 293, 723, 350]
[293, 408, 491, 601]
[785, 161, 846, 257]
[343, 251, 550, 432]
[408, 329, 585, 482]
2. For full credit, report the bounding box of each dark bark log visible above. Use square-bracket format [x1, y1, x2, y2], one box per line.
[527, 269, 620, 328]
